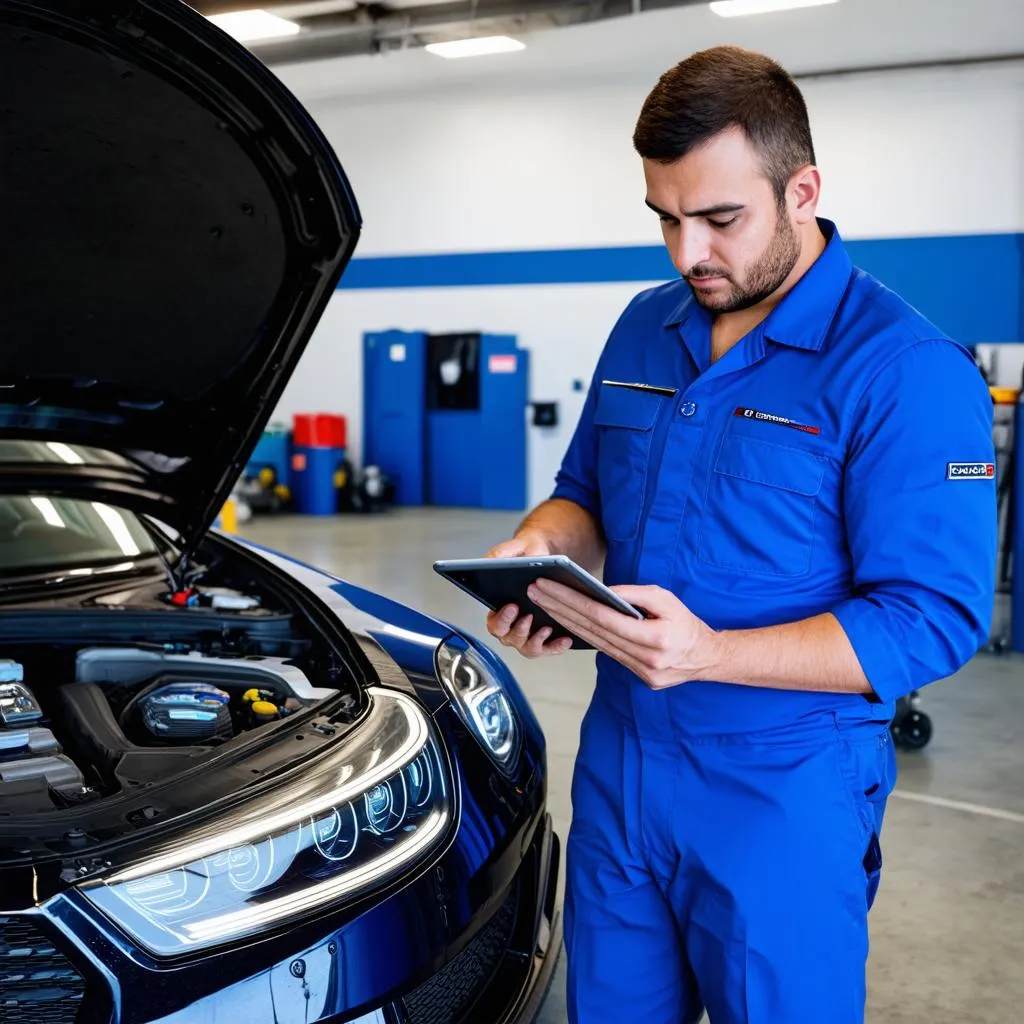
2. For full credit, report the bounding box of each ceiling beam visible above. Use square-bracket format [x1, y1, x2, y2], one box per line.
[240, 0, 707, 62]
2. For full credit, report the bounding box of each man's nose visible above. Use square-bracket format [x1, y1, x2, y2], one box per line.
[675, 226, 711, 274]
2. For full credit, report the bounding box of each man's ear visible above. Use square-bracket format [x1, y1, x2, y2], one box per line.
[788, 165, 821, 225]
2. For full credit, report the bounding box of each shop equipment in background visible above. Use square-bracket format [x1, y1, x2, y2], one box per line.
[363, 330, 529, 510]
[291, 413, 348, 516]
[239, 423, 293, 513]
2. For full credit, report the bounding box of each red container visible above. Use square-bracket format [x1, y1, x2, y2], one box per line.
[293, 413, 347, 449]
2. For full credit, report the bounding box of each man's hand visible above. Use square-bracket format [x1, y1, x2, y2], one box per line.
[527, 578, 720, 688]
[484, 530, 551, 560]
[483, 531, 575, 658]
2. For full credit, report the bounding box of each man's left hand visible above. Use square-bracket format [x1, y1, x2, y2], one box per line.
[526, 578, 720, 689]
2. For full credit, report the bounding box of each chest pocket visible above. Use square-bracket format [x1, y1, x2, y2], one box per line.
[698, 433, 826, 577]
[594, 384, 663, 543]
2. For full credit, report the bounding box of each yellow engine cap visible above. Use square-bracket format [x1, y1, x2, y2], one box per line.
[242, 688, 262, 704]
[251, 700, 279, 716]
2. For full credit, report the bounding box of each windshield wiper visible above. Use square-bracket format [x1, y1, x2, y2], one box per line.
[0, 557, 163, 595]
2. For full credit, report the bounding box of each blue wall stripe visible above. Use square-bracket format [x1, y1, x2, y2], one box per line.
[338, 232, 1024, 345]
[339, 245, 677, 288]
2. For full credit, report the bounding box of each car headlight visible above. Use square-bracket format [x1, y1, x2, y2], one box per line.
[436, 639, 520, 776]
[81, 689, 451, 956]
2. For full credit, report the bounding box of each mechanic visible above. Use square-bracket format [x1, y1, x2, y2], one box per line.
[484, 46, 997, 1024]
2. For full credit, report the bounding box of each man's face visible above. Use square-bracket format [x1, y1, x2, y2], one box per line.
[643, 127, 801, 314]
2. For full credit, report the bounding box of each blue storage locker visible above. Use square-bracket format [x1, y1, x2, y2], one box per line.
[363, 330, 427, 506]
[480, 336, 528, 511]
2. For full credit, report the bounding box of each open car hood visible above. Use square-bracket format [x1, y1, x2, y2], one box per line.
[0, 0, 361, 557]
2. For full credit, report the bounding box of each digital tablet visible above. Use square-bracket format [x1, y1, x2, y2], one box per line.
[433, 555, 644, 650]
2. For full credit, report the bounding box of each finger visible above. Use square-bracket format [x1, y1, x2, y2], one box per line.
[485, 542, 523, 559]
[544, 633, 575, 656]
[530, 579, 656, 648]
[507, 613, 534, 645]
[489, 603, 519, 635]
[522, 625, 554, 657]
[529, 589, 653, 665]
[608, 584, 671, 616]
[548, 611, 650, 674]
[526, 626, 575, 658]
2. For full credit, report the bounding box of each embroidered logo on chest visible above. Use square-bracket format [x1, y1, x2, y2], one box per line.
[733, 407, 821, 436]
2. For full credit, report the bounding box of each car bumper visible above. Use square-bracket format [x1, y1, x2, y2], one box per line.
[398, 813, 562, 1024]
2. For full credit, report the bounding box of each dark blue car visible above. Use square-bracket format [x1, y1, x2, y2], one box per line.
[0, 2, 562, 1022]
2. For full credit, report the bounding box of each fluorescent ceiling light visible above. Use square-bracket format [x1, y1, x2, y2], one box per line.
[207, 9, 301, 42]
[425, 36, 525, 59]
[710, 0, 839, 16]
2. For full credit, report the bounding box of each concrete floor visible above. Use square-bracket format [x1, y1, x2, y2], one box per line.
[240, 508, 1024, 1024]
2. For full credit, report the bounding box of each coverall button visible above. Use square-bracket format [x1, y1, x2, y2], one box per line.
[680, 401, 697, 417]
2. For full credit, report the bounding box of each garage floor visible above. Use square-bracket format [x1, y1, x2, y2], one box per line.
[240, 508, 1024, 1024]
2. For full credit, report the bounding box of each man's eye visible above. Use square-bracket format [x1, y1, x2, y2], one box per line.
[708, 218, 738, 229]
[659, 215, 679, 225]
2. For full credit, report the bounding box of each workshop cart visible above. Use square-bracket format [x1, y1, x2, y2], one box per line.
[891, 691, 932, 750]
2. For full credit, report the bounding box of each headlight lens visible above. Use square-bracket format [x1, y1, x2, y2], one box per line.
[436, 640, 520, 775]
[81, 689, 450, 956]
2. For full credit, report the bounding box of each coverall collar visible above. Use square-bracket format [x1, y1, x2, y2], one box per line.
[662, 218, 854, 354]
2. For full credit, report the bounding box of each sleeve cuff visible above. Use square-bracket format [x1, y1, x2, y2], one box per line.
[550, 480, 600, 521]
[830, 598, 913, 704]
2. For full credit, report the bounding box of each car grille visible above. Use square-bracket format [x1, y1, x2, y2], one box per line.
[404, 879, 520, 1024]
[0, 915, 84, 1024]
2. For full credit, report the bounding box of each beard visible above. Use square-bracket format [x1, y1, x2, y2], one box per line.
[686, 209, 801, 314]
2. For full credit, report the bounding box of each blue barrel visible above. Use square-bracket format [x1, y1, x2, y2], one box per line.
[292, 445, 344, 515]
[247, 427, 291, 490]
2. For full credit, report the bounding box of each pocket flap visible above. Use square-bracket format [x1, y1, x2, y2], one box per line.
[594, 384, 662, 431]
[714, 434, 826, 496]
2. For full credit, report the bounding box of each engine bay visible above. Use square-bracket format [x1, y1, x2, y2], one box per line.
[0, 531, 390, 868]
[0, 643, 347, 818]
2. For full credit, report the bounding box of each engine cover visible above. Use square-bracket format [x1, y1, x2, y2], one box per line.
[0, 754, 84, 796]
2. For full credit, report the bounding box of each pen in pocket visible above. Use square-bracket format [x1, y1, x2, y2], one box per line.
[601, 380, 679, 397]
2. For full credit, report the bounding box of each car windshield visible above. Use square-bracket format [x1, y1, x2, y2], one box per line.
[0, 495, 157, 576]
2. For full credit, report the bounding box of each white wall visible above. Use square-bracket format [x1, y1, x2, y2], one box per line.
[267, 0, 1024, 509]
[276, 283, 654, 509]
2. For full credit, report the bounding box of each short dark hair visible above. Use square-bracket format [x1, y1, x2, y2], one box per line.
[633, 46, 815, 202]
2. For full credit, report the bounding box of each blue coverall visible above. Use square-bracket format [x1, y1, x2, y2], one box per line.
[551, 220, 997, 1023]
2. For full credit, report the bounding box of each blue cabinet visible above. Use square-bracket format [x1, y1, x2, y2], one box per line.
[363, 331, 528, 511]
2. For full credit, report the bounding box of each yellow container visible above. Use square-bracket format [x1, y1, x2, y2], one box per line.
[219, 498, 238, 533]
[990, 386, 1019, 405]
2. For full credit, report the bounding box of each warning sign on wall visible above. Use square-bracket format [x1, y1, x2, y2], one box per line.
[488, 354, 517, 374]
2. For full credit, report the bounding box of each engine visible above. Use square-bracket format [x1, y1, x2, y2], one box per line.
[0, 648, 338, 814]
[0, 660, 88, 803]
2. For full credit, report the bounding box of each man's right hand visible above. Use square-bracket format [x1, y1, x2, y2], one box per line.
[483, 531, 574, 658]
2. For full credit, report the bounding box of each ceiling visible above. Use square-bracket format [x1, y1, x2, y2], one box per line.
[193, 0, 709, 62]
[244, 0, 1023, 106]
[192, 0, 1024, 77]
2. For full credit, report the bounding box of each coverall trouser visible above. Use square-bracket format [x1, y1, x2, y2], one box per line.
[564, 685, 896, 1024]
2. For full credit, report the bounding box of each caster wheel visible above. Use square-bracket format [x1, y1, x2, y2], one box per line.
[894, 710, 932, 750]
